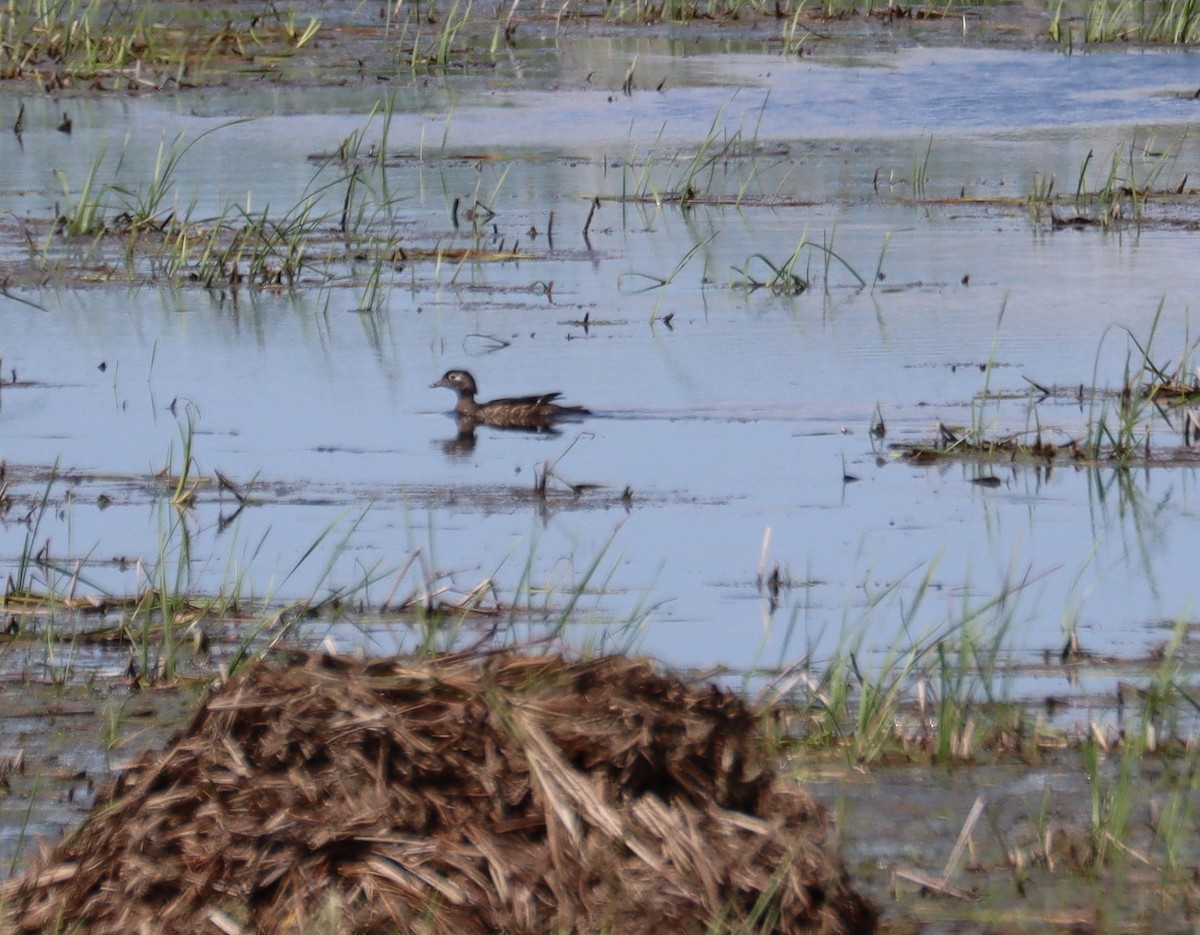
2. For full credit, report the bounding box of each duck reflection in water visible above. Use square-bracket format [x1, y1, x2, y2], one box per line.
[431, 369, 590, 454]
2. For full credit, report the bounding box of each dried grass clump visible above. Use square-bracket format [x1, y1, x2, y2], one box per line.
[5, 651, 876, 934]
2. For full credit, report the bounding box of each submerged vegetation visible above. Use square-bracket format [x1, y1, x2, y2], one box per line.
[4, 415, 1200, 930]
[893, 303, 1200, 468]
[2, 0, 1200, 105]
[6, 472, 1200, 930]
[5, 104, 543, 295]
[0, 0, 320, 89]
[794, 613, 1200, 932]
[0, 368, 1197, 930]
[0, 464, 634, 691]
[7, 101, 1200, 308]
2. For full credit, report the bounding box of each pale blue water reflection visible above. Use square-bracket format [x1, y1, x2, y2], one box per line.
[0, 281, 1196, 679]
[0, 42, 1199, 686]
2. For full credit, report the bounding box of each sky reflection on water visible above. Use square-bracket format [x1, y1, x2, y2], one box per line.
[1, 42, 1199, 686]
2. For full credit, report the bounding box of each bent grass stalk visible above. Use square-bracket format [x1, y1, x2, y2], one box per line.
[618, 233, 716, 295]
[167, 404, 200, 507]
[676, 102, 733, 206]
[54, 145, 108, 237]
[224, 507, 377, 677]
[969, 293, 1009, 440]
[733, 234, 866, 295]
[7, 773, 41, 878]
[912, 136, 933, 200]
[109, 119, 257, 233]
[1086, 299, 1167, 463]
[282, 12, 321, 48]
[10, 466, 58, 600]
[129, 504, 194, 683]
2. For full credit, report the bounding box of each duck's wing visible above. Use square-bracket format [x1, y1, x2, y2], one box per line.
[524, 393, 590, 414]
[483, 392, 564, 406]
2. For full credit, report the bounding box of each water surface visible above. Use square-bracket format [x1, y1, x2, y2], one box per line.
[1, 40, 1198, 688]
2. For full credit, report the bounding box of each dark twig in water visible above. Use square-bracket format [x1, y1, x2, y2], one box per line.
[215, 471, 245, 504]
[582, 197, 599, 244]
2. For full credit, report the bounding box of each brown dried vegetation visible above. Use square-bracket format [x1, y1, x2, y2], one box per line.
[4, 651, 876, 934]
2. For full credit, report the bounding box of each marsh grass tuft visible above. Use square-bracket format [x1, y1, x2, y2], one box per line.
[1084, 300, 1200, 464]
[898, 300, 1200, 468]
[22, 103, 546, 294]
[785, 558, 1030, 767]
[1074, 0, 1200, 42]
[0, 0, 323, 88]
[1031, 137, 1189, 228]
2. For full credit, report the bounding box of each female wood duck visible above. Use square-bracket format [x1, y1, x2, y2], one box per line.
[431, 369, 590, 429]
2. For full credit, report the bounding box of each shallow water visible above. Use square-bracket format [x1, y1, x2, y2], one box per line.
[2, 40, 1200, 692]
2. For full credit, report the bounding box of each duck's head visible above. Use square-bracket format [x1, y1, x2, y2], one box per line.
[431, 369, 478, 396]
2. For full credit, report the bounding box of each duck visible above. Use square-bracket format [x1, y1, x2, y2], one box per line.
[431, 369, 590, 429]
